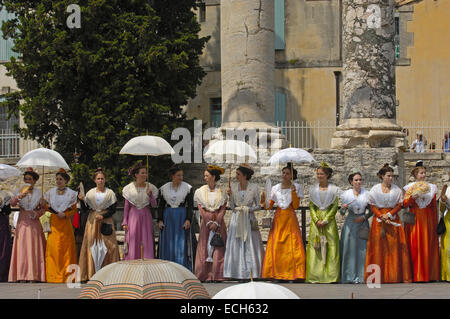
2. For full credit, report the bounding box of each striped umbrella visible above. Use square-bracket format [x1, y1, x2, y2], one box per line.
[79, 259, 209, 299]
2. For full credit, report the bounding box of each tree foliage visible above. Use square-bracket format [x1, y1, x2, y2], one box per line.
[0, 0, 208, 194]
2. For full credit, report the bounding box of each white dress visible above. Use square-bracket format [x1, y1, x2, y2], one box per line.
[223, 182, 264, 279]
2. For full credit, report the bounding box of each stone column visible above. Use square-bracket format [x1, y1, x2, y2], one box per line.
[220, 0, 275, 130]
[331, 0, 406, 149]
[210, 0, 286, 165]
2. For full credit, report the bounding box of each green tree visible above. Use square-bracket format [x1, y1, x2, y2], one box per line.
[0, 0, 208, 195]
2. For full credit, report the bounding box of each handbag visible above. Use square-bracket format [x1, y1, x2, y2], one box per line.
[210, 232, 225, 247]
[437, 216, 446, 235]
[261, 217, 272, 228]
[359, 222, 370, 240]
[250, 216, 259, 231]
[402, 207, 416, 225]
[100, 222, 113, 236]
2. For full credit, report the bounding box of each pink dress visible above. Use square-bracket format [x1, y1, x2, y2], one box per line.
[194, 203, 227, 281]
[9, 189, 46, 282]
[121, 182, 158, 260]
[193, 185, 228, 282]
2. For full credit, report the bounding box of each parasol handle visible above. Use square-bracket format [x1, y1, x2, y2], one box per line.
[95, 218, 102, 242]
[41, 166, 45, 199]
[140, 243, 144, 260]
[290, 161, 294, 185]
[146, 155, 149, 180]
[228, 164, 232, 189]
[289, 144, 293, 185]
[146, 130, 149, 179]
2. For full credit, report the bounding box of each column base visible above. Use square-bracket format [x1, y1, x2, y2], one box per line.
[331, 118, 406, 150]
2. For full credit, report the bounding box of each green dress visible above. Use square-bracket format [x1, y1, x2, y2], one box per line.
[306, 184, 340, 283]
[440, 188, 450, 282]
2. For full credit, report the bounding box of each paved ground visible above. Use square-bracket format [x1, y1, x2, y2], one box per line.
[0, 282, 449, 299]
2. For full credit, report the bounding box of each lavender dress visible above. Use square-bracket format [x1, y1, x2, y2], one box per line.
[122, 182, 158, 260]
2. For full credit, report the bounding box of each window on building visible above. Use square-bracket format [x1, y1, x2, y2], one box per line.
[395, 16, 400, 59]
[198, 2, 206, 23]
[0, 94, 19, 157]
[0, 93, 18, 130]
[0, 9, 20, 62]
[210, 98, 221, 127]
[275, 91, 286, 134]
[274, 0, 285, 50]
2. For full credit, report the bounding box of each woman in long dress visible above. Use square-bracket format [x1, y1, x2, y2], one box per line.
[9, 168, 46, 282]
[402, 162, 440, 282]
[224, 164, 264, 280]
[306, 163, 340, 283]
[157, 165, 196, 271]
[439, 181, 450, 281]
[339, 171, 372, 284]
[260, 163, 306, 281]
[43, 169, 78, 283]
[365, 164, 412, 283]
[122, 161, 158, 260]
[8, 168, 46, 282]
[193, 165, 227, 282]
[0, 191, 12, 282]
[78, 168, 120, 281]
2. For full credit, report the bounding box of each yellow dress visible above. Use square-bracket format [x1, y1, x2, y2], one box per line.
[261, 183, 306, 280]
[45, 187, 78, 283]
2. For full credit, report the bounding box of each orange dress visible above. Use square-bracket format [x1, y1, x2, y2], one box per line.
[365, 184, 412, 283]
[403, 183, 440, 282]
[45, 187, 78, 283]
[261, 183, 306, 280]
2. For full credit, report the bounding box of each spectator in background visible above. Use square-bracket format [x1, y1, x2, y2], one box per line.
[402, 128, 410, 149]
[429, 142, 436, 152]
[411, 131, 427, 153]
[443, 132, 450, 153]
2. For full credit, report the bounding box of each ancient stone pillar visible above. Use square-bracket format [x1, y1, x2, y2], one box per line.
[209, 0, 286, 164]
[331, 0, 406, 149]
[220, 0, 275, 129]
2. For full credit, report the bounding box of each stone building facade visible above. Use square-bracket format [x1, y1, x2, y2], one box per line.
[187, 0, 449, 149]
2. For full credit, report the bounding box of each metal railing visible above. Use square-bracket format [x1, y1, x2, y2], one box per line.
[275, 120, 336, 149]
[398, 120, 450, 152]
[0, 129, 41, 158]
[0, 129, 19, 157]
[275, 120, 450, 152]
[0, 120, 448, 159]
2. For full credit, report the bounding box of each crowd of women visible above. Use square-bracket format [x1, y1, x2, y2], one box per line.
[0, 159, 449, 285]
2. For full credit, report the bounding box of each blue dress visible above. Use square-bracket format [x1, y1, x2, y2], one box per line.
[339, 188, 372, 284]
[157, 182, 197, 271]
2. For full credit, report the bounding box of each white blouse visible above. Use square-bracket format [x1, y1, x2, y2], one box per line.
[45, 187, 78, 213]
[95, 191, 106, 207]
[159, 182, 192, 208]
[15, 187, 42, 211]
[309, 184, 340, 210]
[368, 183, 403, 208]
[270, 183, 304, 210]
[403, 182, 437, 209]
[193, 185, 226, 212]
[340, 188, 369, 215]
[122, 182, 158, 210]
